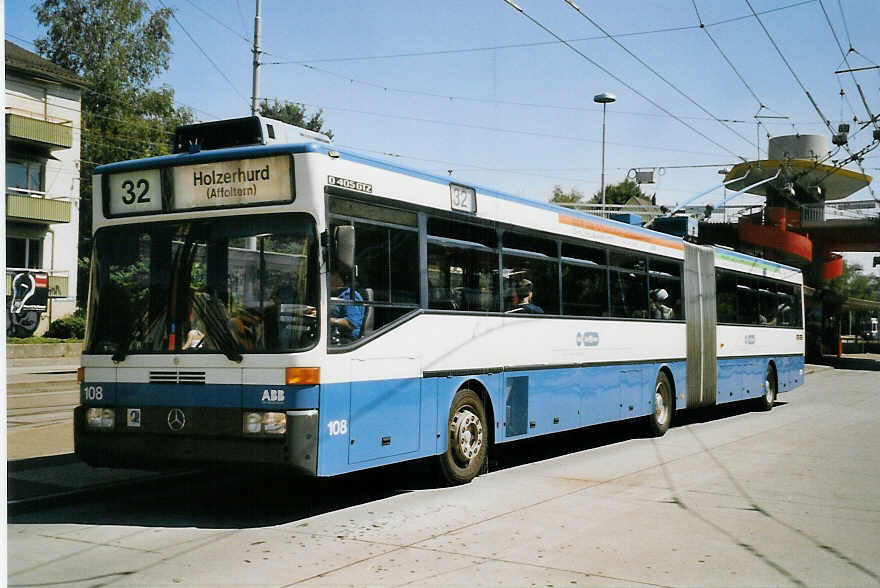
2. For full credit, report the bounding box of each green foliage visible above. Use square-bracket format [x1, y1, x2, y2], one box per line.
[46, 314, 86, 339]
[590, 179, 646, 205]
[828, 262, 880, 301]
[34, 0, 193, 305]
[549, 185, 585, 204]
[258, 99, 333, 139]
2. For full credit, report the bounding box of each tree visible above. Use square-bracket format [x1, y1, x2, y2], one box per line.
[590, 179, 646, 205]
[34, 0, 193, 304]
[258, 99, 333, 139]
[549, 185, 585, 204]
[829, 262, 880, 301]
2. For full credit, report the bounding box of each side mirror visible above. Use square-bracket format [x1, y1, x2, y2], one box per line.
[334, 225, 355, 270]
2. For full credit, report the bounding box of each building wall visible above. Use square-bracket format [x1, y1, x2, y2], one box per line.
[6, 73, 82, 333]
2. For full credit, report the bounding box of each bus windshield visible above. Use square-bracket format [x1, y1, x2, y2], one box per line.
[85, 213, 319, 358]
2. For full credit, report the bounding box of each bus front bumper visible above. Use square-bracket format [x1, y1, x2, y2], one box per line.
[74, 406, 318, 475]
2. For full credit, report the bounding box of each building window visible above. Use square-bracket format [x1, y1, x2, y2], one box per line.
[6, 159, 45, 195]
[6, 237, 43, 269]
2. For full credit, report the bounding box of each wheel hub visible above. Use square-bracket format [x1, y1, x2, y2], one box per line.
[450, 408, 483, 463]
[655, 383, 668, 425]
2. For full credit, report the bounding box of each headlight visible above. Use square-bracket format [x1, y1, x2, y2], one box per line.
[86, 408, 115, 429]
[244, 412, 262, 434]
[243, 412, 286, 435]
[262, 412, 287, 434]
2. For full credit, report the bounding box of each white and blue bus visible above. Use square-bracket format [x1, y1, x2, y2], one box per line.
[76, 116, 805, 484]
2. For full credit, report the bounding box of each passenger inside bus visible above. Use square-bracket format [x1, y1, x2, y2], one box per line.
[649, 288, 674, 320]
[329, 269, 364, 344]
[508, 278, 544, 314]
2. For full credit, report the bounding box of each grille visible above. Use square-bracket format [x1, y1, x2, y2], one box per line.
[149, 370, 206, 385]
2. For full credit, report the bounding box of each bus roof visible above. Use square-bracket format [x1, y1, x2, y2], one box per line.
[95, 141, 800, 275]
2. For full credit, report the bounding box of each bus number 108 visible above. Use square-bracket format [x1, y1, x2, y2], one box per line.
[327, 419, 348, 436]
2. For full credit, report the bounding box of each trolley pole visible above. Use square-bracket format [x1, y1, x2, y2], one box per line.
[251, 0, 262, 116]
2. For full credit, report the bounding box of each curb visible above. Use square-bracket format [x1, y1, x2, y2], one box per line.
[6, 342, 83, 366]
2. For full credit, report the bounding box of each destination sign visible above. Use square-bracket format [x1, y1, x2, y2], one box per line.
[106, 155, 294, 217]
[107, 169, 163, 216]
[172, 155, 292, 209]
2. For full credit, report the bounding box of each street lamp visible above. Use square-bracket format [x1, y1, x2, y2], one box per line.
[594, 92, 616, 216]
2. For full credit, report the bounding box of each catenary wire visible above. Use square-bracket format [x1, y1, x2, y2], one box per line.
[182, 0, 252, 44]
[301, 101, 730, 158]
[562, 0, 759, 153]
[290, 62, 823, 129]
[156, 0, 249, 106]
[691, 0, 785, 120]
[818, 0, 879, 131]
[503, 1, 749, 162]
[266, 0, 816, 65]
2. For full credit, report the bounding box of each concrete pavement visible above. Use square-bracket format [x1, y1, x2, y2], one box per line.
[8, 363, 880, 586]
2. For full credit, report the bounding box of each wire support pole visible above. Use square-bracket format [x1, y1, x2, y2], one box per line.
[251, 0, 262, 116]
[600, 102, 608, 214]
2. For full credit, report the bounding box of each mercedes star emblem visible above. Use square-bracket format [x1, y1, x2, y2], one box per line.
[167, 408, 186, 432]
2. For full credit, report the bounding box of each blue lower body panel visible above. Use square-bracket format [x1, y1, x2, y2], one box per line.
[316, 361, 688, 477]
[716, 355, 804, 405]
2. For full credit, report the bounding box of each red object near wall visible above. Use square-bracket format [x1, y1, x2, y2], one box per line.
[738, 218, 813, 262]
[766, 206, 802, 229]
[822, 252, 844, 280]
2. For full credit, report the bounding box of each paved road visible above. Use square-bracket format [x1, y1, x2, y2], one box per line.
[8, 365, 880, 587]
[6, 364, 79, 460]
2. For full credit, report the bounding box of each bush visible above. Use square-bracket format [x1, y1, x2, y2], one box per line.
[46, 314, 86, 339]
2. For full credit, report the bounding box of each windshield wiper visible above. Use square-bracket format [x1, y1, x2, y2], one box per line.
[192, 293, 243, 362]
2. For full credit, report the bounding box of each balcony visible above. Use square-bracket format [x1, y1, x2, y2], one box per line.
[6, 189, 72, 224]
[5, 113, 73, 149]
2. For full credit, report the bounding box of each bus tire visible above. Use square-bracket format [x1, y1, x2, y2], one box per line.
[438, 388, 487, 485]
[647, 371, 673, 437]
[756, 364, 777, 411]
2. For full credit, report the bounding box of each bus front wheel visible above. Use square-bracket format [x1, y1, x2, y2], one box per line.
[439, 388, 487, 485]
[647, 371, 673, 437]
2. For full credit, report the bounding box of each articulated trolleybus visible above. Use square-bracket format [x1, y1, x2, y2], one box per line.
[77, 116, 805, 484]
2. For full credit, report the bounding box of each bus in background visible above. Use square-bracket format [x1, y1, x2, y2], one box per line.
[76, 116, 804, 484]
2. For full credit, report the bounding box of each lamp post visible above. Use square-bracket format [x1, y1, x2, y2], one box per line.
[594, 92, 616, 215]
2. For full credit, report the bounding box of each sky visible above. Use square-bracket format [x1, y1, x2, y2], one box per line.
[5, 0, 880, 273]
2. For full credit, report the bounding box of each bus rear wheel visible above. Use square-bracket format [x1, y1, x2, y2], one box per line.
[647, 371, 673, 437]
[756, 365, 777, 411]
[438, 388, 487, 485]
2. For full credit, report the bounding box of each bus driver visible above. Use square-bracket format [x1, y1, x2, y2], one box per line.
[329, 269, 364, 343]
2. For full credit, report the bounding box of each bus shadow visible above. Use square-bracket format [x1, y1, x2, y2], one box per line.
[826, 356, 880, 371]
[8, 463, 431, 530]
[10, 402, 777, 530]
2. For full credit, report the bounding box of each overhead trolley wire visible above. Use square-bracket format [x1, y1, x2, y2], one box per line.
[836, 0, 855, 51]
[292, 62, 821, 129]
[501, 1, 748, 162]
[157, 0, 249, 107]
[182, 0, 252, 45]
[818, 0, 879, 133]
[561, 0, 759, 154]
[691, 0, 787, 123]
[300, 101, 729, 158]
[747, 0, 878, 199]
[266, 0, 816, 65]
